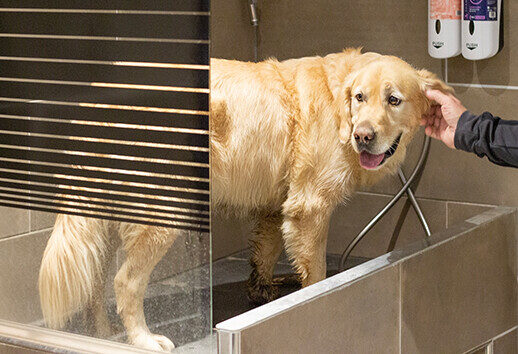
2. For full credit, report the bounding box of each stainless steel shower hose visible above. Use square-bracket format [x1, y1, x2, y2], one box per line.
[338, 135, 433, 271]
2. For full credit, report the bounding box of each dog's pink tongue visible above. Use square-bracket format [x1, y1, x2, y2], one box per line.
[359, 151, 385, 169]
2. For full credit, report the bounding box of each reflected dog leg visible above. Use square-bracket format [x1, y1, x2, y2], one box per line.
[247, 211, 284, 304]
[87, 236, 120, 338]
[114, 225, 177, 352]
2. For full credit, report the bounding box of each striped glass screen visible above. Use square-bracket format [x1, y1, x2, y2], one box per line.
[0, 1, 210, 232]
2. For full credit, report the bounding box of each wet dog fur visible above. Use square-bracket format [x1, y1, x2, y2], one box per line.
[38, 48, 452, 351]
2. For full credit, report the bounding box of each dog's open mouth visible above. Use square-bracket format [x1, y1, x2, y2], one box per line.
[359, 133, 402, 170]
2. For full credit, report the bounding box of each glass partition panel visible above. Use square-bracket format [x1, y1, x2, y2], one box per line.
[0, 210, 211, 352]
[0, 1, 212, 352]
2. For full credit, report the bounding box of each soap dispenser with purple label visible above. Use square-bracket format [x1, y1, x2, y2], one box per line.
[462, 0, 503, 60]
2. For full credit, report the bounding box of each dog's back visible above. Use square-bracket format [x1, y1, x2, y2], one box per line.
[210, 59, 293, 212]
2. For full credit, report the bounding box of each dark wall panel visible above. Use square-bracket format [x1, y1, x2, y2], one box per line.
[0, 1, 210, 12]
[0, 4, 210, 231]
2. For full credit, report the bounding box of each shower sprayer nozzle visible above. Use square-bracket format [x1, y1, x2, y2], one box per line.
[248, 0, 259, 27]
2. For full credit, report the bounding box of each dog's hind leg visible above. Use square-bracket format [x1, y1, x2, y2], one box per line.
[247, 211, 284, 305]
[114, 225, 177, 352]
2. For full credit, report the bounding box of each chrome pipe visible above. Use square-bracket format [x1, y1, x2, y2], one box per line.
[248, 0, 259, 27]
[248, 0, 259, 62]
[338, 135, 432, 271]
[397, 169, 431, 237]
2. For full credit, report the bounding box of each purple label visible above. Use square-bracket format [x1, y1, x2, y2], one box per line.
[464, 0, 498, 21]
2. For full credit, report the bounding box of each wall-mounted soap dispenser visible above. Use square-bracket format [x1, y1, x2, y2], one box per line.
[462, 0, 503, 60]
[429, 0, 462, 58]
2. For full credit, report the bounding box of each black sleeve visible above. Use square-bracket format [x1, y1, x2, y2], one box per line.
[454, 111, 518, 168]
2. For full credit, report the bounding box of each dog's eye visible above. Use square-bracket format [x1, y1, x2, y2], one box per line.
[388, 96, 402, 106]
[355, 93, 363, 102]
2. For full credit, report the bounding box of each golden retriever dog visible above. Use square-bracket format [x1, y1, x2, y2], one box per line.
[38, 48, 452, 351]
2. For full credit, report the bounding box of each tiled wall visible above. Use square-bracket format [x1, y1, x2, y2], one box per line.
[0, 210, 54, 323]
[210, 0, 518, 259]
[0, 208, 211, 323]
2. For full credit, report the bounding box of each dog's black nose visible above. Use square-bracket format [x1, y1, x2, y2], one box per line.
[353, 124, 376, 145]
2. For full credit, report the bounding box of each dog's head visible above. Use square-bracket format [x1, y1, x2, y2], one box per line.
[338, 56, 453, 171]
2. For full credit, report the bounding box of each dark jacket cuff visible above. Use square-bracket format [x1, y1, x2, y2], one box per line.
[454, 110, 478, 152]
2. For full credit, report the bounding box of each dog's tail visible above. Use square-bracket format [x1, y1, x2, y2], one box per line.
[39, 214, 111, 329]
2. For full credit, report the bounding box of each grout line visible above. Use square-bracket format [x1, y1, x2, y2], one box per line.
[398, 263, 402, 354]
[0, 8, 210, 16]
[445, 201, 449, 229]
[0, 226, 54, 242]
[355, 191, 497, 208]
[0, 33, 209, 45]
[28, 206, 31, 233]
[449, 82, 518, 91]
[444, 58, 448, 83]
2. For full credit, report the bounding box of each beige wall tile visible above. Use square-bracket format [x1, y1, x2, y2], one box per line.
[447, 202, 494, 228]
[0, 229, 51, 323]
[259, 0, 442, 75]
[29, 211, 55, 232]
[401, 213, 517, 353]
[211, 215, 251, 261]
[328, 192, 447, 259]
[448, 0, 515, 86]
[211, 0, 255, 61]
[149, 230, 210, 283]
[0, 206, 29, 240]
[455, 85, 518, 116]
[240, 266, 400, 354]
[493, 328, 517, 354]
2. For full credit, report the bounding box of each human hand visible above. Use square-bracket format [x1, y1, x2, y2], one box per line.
[421, 90, 467, 149]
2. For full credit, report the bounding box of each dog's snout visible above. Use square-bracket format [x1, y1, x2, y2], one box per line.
[353, 123, 376, 145]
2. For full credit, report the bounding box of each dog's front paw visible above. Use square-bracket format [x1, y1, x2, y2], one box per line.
[247, 282, 279, 305]
[133, 333, 175, 352]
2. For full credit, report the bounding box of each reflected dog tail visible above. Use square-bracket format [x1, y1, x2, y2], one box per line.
[39, 214, 111, 329]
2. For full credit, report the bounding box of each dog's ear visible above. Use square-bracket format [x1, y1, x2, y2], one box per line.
[338, 74, 357, 144]
[417, 69, 454, 96]
[338, 85, 352, 144]
[417, 69, 454, 110]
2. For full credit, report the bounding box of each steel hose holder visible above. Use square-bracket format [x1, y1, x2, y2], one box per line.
[339, 135, 433, 271]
